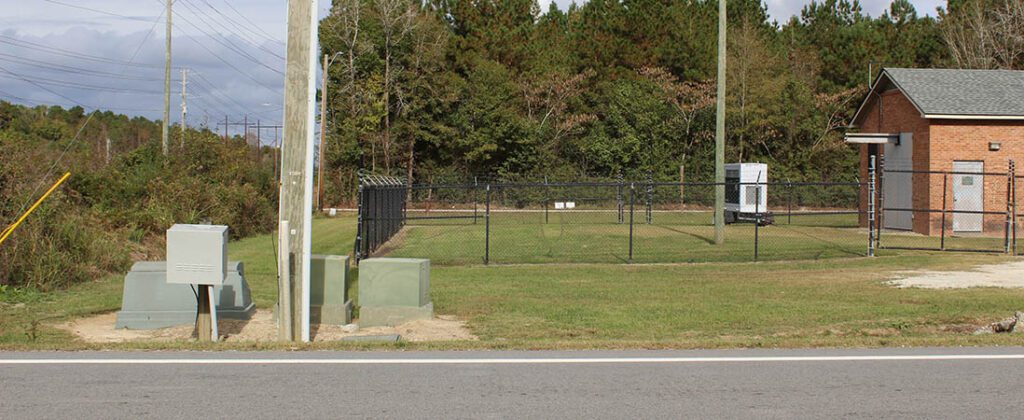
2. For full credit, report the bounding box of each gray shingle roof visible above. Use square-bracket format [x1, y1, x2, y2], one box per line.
[882, 68, 1024, 118]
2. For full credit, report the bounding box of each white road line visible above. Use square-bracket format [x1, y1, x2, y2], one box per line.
[1, 355, 1024, 365]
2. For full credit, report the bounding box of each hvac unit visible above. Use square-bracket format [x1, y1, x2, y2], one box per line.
[724, 163, 773, 226]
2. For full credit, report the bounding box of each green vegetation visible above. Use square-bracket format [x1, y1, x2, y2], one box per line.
[316, 0, 979, 204]
[3, 215, 1024, 350]
[390, 211, 868, 264]
[0, 103, 277, 290]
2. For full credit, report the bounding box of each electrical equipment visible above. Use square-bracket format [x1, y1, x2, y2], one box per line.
[166, 224, 228, 285]
[724, 163, 773, 226]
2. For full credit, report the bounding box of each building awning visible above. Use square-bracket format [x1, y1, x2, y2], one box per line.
[844, 133, 898, 144]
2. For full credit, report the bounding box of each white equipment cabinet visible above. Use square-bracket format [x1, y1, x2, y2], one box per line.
[166, 223, 228, 341]
[724, 163, 773, 225]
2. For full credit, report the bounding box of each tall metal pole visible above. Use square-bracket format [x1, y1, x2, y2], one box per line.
[180, 67, 187, 148]
[714, 0, 727, 245]
[317, 53, 329, 212]
[162, 0, 173, 156]
[280, 0, 318, 342]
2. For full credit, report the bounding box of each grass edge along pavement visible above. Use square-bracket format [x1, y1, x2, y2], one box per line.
[3, 214, 1024, 350]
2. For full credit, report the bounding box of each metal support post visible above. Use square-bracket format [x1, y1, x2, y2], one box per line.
[485, 184, 491, 265]
[876, 155, 885, 249]
[1013, 160, 1018, 255]
[617, 172, 624, 224]
[787, 181, 793, 225]
[544, 176, 549, 224]
[754, 186, 760, 261]
[628, 183, 635, 263]
[940, 174, 947, 251]
[645, 172, 653, 225]
[1006, 161, 1015, 254]
[867, 156, 876, 257]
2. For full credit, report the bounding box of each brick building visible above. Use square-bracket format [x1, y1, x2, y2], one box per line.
[847, 68, 1024, 236]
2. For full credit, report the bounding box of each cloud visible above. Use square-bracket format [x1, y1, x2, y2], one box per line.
[0, 26, 285, 130]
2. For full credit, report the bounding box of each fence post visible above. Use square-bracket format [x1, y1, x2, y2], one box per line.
[867, 156, 876, 257]
[617, 172, 624, 224]
[754, 185, 760, 261]
[544, 176, 549, 224]
[787, 181, 793, 225]
[485, 184, 491, 265]
[1013, 160, 1018, 255]
[876, 155, 885, 249]
[628, 183, 635, 263]
[354, 183, 364, 260]
[473, 178, 479, 225]
[645, 171, 653, 224]
[940, 173, 948, 251]
[1006, 161, 1015, 254]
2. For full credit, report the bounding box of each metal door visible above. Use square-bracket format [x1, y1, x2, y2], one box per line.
[883, 133, 913, 230]
[953, 161, 984, 232]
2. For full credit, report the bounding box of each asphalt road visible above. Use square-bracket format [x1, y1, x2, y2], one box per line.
[2, 347, 1024, 419]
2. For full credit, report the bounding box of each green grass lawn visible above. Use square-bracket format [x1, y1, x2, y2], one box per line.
[3, 213, 1024, 350]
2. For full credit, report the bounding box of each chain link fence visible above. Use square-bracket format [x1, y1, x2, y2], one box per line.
[356, 177, 872, 265]
[875, 158, 1019, 254]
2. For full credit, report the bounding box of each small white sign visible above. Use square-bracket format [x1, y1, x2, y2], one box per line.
[566, 202, 576, 209]
[554, 202, 565, 209]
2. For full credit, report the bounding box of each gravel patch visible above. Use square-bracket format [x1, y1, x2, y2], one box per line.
[888, 260, 1024, 289]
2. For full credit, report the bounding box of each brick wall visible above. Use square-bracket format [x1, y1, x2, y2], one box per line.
[856, 88, 1024, 236]
[856, 89, 931, 234]
[929, 120, 1024, 236]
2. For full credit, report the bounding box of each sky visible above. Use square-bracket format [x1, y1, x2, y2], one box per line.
[0, 0, 947, 135]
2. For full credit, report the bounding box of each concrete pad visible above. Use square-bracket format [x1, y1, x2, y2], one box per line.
[341, 334, 401, 342]
[115, 261, 255, 329]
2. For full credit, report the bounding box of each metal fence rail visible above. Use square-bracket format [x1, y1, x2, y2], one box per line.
[355, 177, 871, 264]
[876, 159, 1018, 254]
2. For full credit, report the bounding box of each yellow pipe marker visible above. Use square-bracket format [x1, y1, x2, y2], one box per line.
[0, 172, 72, 247]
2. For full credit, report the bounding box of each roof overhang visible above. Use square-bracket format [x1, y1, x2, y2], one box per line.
[923, 114, 1024, 120]
[844, 133, 898, 144]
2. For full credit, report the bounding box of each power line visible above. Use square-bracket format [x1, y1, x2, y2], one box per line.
[0, 71, 169, 95]
[0, 53, 168, 82]
[41, 0, 165, 23]
[0, 36, 174, 70]
[191, 0, 285, 60]
[162, 0, 284, 76]
[4, 7, 168, 232]
[221, 0, 284, 46]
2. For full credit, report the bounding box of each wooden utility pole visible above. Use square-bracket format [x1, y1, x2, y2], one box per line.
[180, 67, 187, 148]
[162, 0, 173, 156]
[714, 0, 727, 245]
[280, 0, 318, 342]
[317, 53, 329, 212]
[252, 123, 284, 169]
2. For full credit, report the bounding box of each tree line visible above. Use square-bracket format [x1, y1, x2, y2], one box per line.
[0, 103, 278, 289]
[317, 0, 1022, 205]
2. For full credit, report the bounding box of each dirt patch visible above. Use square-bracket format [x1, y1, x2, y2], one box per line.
[887, 261, 1024, 289]
[56, 310, 477, 344]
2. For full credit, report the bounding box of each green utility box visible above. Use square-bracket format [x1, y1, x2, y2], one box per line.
[310, 254, 353, 325]
[358, 258, 433, 327]
[115, 261, 255, 329]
